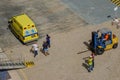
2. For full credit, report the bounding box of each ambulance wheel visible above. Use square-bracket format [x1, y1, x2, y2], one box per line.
[8, 24, 11, 29]
[113, 43, 118, 49]
[96, 48, 104, 55]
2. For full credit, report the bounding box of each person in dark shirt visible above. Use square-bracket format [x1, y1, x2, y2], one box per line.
[42, 41, 49, 56]
[46, 34, 51, 48]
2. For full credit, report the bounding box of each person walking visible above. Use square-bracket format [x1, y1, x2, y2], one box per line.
[112, 17, 120, 29]
[31, 43, 39, 57]
[87, 56, 93, 72]
[42, 41, 49, 56]
[46, 34, 51, 48]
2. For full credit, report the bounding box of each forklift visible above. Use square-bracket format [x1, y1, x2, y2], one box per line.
[90, 28, 118, 55]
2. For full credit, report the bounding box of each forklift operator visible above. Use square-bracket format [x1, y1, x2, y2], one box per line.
[104, 34, 109, 41]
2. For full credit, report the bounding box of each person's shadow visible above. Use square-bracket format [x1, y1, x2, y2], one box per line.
[82, 63, 89, 71]
[40, 48, 48, 56]
[82, 57, 89, 72]
[30, 48, 34, 55]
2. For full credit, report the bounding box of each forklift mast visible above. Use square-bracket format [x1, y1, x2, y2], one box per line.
[91, 31, 106, 52]
[92, 31, 98, 49]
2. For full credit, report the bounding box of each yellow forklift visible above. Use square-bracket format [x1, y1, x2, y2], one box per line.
[90, 28, 118, 55]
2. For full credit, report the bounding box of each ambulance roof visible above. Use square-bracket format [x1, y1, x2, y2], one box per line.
[14, 14, 34, 27]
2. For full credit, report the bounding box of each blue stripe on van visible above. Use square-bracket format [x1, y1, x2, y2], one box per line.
[25, 30, 36, 36]
[24, 32, 38, 37]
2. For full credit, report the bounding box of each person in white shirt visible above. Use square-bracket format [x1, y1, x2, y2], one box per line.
[31, 43, 39, 57]
[112, 17, 120, 29]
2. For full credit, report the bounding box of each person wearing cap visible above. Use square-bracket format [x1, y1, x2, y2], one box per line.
[87, 56, 93, 72]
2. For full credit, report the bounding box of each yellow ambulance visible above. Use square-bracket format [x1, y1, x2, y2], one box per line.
[8, 14, 39, 44]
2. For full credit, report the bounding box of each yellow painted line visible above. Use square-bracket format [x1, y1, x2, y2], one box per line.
[19, 69, 28, 80]
[111, 0, 120, 6]
[112, 0, 119, 3]
[24, 61, 35, 68]
[116, 2, 120, 6]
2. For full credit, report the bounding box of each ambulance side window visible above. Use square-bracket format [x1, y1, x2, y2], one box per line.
[13, 19, 22, 30]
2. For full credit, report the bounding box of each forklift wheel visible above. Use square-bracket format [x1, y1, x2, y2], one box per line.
[113, 43, 118, 49]
[96, 48, 104, 55]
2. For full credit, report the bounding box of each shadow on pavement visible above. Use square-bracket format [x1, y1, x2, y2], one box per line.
[40, 48, 49, 56]
[82, 63, 89, 72]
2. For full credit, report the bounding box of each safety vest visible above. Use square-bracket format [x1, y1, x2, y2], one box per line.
[88, 58, 93, 65]
[104, 34, 109, 40]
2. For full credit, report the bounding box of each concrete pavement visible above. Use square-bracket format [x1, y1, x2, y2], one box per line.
[61, 0, 120, 24]
[4, 20, 120, 80]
